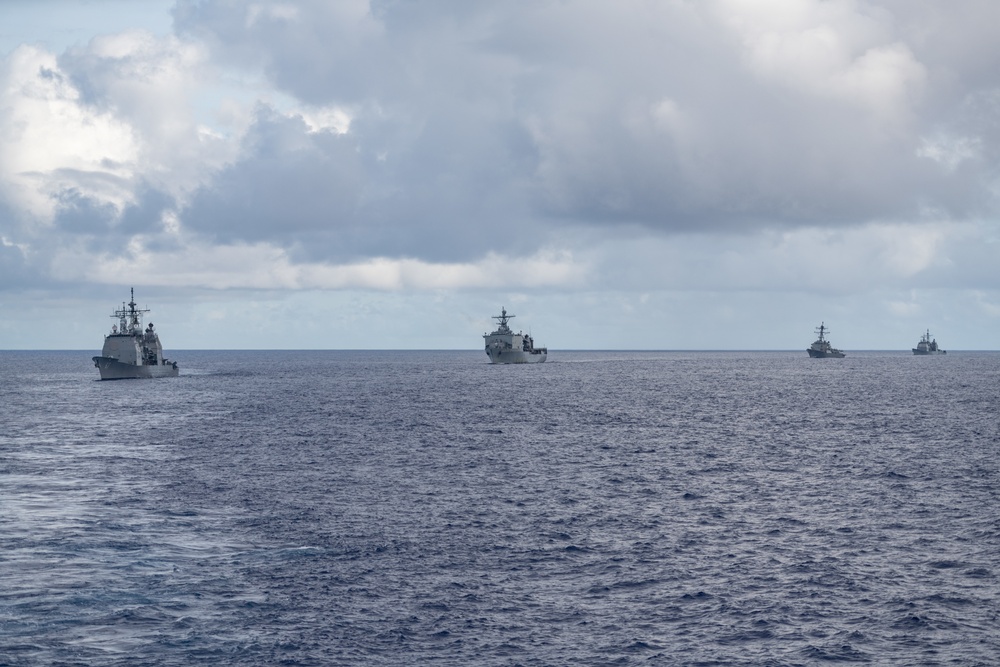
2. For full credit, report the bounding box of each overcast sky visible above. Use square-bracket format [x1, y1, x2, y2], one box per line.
[1, 0, 998, 350]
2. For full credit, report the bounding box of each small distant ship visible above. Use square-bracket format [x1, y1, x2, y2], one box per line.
[92, 288, 179, 379]
[913, 329, 946, 355]
[484, 307, 547, 364]
[807, 322, 846, 358]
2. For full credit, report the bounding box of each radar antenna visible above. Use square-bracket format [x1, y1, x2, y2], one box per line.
[491, 307, 515, 334]
[111, 287, 151, 334]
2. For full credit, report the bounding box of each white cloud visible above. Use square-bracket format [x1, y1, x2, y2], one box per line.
[2, 0, 1000, 349]
[716, 0, 926, 122]
[0, 45, 139, 222]
[62, 31, 243, 198]
[246, 3, 301, 28]
[0, 32, 257, 239]
[55, 233, 587, 292]
[299, 105, 352, 134]
[917, 134, 981, 171]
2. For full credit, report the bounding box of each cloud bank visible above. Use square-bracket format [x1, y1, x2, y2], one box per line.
[1, 0, 998, 347]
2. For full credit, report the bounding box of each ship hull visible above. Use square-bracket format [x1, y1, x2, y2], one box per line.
[93, 356, 179, 380]
[807, 349, 845, 358]
[486, 348, 547, 364]
[912, 349, 946, 355]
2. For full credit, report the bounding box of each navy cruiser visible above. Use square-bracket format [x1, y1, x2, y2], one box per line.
[93, 288, 179, 379]
[913, 329, 946, 355]
[807, 322, 845, 358]
[484, 307, 547, 364]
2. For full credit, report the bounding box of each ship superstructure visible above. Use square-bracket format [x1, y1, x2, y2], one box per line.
[913, 330, 946, 355]
[484, 307, 547, 364]
[806, 322, 846, 358]
[92, 288, 179, 379]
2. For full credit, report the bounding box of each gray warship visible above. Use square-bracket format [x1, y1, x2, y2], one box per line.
[484, 307, 547, 364]
[806, 322, 845, 358]
[913, 329, 946, 355]
[92, 288, 179, 379]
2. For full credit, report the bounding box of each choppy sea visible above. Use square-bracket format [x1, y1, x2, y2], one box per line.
[1, 349, 998, 666]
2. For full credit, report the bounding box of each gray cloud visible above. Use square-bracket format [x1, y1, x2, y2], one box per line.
[169, 0, 999, 248]
[0, 204, 33, 290]
[181, 108, 364, 245]
[2, 1, 999, 350]
[176, 100, 548, 262]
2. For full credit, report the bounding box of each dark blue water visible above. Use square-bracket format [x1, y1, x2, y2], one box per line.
[2, 350, 998, 665]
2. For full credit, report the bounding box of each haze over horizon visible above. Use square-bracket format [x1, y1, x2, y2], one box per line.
[2, 0, 998, 350]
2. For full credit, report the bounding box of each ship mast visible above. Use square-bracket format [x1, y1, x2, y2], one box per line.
[814, 322, 829, 342]
[111, 287, 150, 334]
[492, 307, 515, 334]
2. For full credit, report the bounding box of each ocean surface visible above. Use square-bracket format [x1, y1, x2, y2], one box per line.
[1, 349, 998, 666]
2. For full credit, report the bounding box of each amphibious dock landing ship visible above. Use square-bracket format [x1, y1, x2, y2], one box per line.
[484, 307, 547, 364]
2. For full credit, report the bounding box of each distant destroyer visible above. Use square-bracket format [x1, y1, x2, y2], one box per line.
[913, 329, 946, 355]
[807, 322, 845, 358]
[93, 288, 179, 379]
[484, 307, 547, 364]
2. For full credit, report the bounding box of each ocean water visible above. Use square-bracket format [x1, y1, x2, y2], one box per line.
[1, 349, 998, 666]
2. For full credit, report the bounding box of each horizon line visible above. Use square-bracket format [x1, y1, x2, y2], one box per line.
[1, 348, 993, 353]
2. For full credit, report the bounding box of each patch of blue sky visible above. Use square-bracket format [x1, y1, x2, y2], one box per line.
[0, 0, 174, 56]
